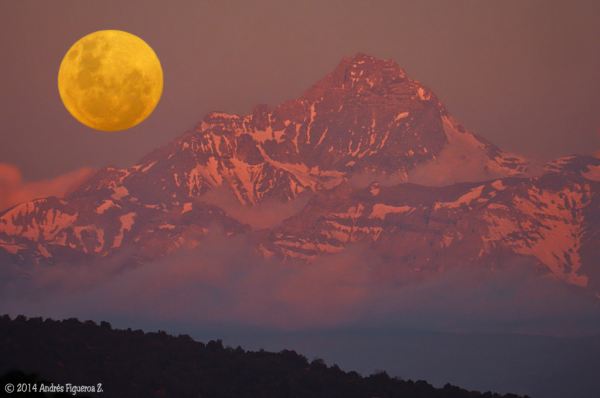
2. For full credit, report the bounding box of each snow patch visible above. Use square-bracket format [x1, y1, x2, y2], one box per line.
[95, 200, 115, 214]
[197, 158, 224, 189]
[258, 244, 274, 258]
[435, 185, 485, 209]
[418, 87, 430, 101]
[482, 185, 590, 287]
[111, 186, 129, 200]
[394, 112, 409, 121]
[252, 126, 274, 143]
[113, 212, 136, 248]
[0, 243, 26, 254]
[0, 203, 79, 242]
[582, 165, 600, 181]
[332, 204, 365, 219]
[369, 204, 412, 219]
[491, 180, 506, 190]
[141, 161, 157, 173]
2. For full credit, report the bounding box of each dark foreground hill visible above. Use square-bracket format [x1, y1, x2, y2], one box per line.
[0, 315, 527, 398]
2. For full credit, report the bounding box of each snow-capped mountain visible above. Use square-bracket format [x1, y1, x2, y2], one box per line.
[1, 53, 599, 296]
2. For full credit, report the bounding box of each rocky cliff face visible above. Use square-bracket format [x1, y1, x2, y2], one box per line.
[264, 157, 600, 291]
[1, 53, 599, 296]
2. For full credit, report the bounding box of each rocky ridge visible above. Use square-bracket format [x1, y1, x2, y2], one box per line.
[1, 53, 599, 296]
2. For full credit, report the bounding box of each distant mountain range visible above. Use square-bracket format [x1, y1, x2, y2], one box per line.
[1, 53, 599, 297]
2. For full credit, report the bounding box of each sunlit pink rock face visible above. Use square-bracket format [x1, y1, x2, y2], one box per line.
[1, 53, 600, 296]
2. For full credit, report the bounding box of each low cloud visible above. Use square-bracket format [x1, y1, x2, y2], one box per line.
[0, 164, 96, 212]
[347, 147, 546, 190]
[2, 229, 599, 337]
[200, 185, 315, 230]
[405, 142, 546, 187]
[346, 171, 408, 189]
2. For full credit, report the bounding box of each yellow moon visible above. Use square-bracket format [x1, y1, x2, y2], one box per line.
[58, 30, 163, 132]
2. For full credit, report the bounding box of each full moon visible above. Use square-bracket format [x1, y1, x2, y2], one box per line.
[58, 30, 163, 132]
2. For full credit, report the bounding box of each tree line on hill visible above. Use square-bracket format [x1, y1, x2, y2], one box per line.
[0, 314, 529, 398]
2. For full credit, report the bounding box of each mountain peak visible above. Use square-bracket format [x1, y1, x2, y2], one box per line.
[6, 52, 599, 297]
[301, 53, 408, 100]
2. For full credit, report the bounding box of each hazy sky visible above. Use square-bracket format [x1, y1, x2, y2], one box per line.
[2, 4, 600, 394]
[1, 1, 600, 183]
